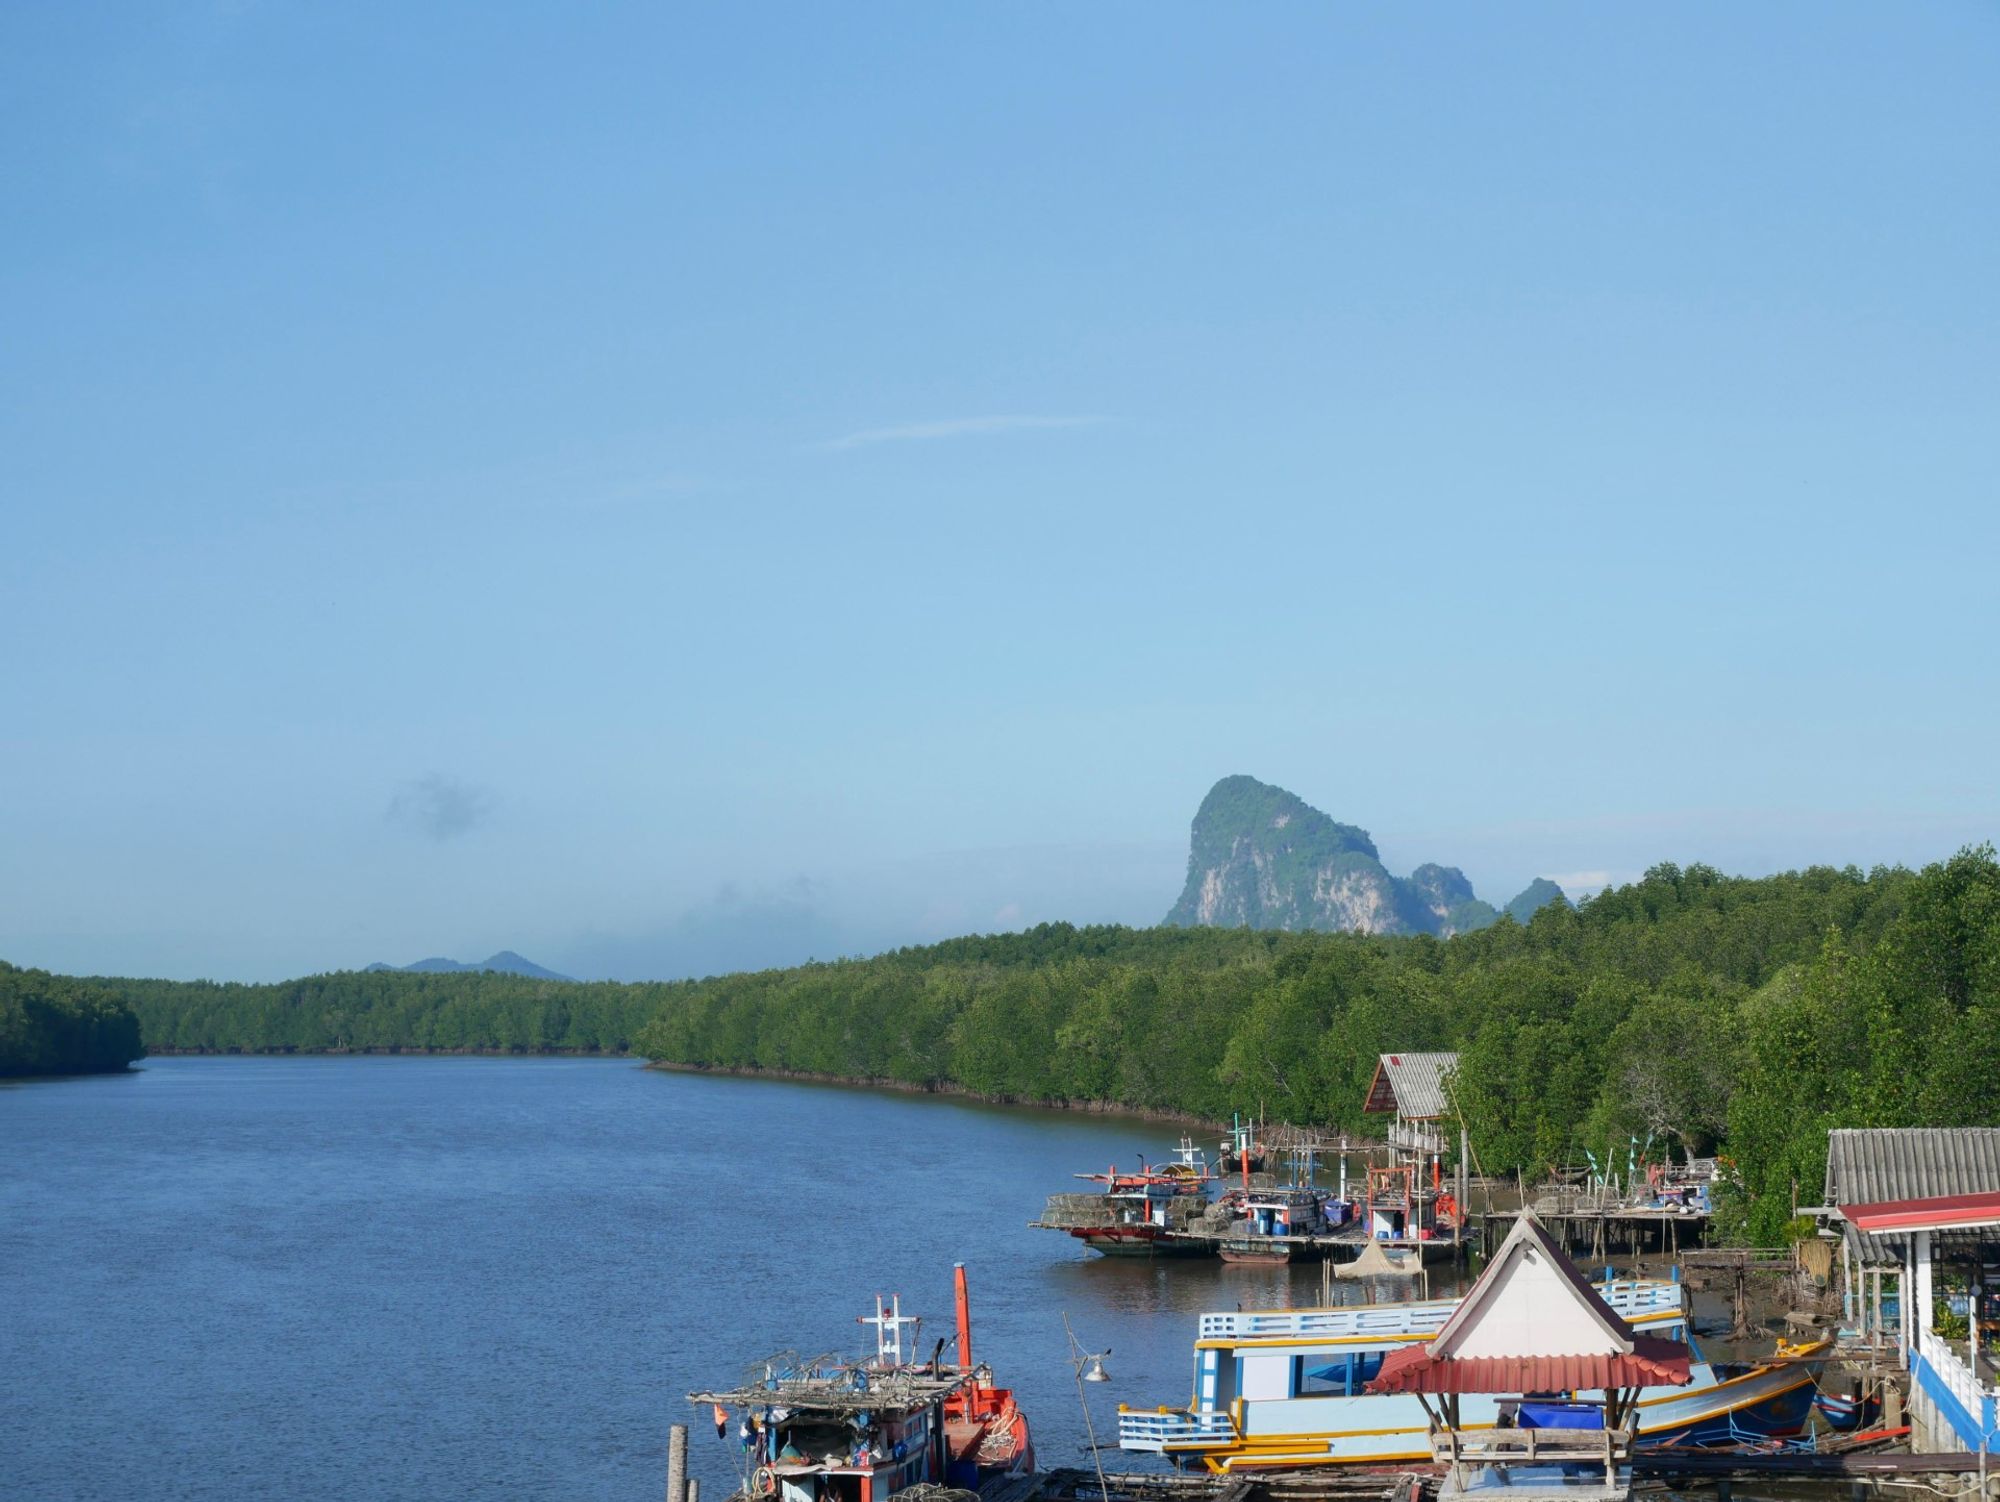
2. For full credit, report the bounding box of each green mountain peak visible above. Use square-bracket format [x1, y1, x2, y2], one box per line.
[1165, 775, 1500, 937]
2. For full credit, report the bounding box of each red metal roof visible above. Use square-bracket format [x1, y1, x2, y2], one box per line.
[1368, 1337, 1692, 1396]
[1839, 1190, 2000, 1233]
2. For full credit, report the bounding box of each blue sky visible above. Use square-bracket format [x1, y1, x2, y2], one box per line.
[4, 3, 1996, 982]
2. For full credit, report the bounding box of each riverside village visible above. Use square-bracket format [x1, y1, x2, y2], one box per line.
[679, 1056, 2000, 1502]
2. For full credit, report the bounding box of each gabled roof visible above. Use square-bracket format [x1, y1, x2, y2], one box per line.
[1367, 1214, 1691, 1396]
[1431, 1214, 1633, 1359]
[1362, 1052, 1458, 1119]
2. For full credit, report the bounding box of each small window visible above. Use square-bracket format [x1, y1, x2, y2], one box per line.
[1296, 1353, 1382, 1395]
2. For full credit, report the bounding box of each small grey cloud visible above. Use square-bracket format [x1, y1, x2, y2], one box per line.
[387, 773, 496, 842]
[823, 415, 1108, 450]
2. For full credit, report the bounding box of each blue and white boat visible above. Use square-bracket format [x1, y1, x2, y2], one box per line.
[1119, 1279, 1827, 1471]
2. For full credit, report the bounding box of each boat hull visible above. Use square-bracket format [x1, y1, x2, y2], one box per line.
[1077, 1230, 1211, 1258]
[1218, 1246, 1299, 1266]
[1141, 1354, 1826, 1472]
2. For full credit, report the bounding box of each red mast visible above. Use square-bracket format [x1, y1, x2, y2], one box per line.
[953, 1261, 973, 1371]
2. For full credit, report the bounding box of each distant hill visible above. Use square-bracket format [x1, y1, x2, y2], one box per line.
[1505, 877, 1570, 926]
[364, 950, 573, 982]
[1164, 775, 1568, 938]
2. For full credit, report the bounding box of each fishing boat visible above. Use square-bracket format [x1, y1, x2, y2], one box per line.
[691, 1264, 1033, 1502]
[1216, 1184, 1351, 1264]
[1219, 1113, 1269, 1175]
[1813, 1386, 1882, 1431]
[1119, 1276, 1827, 1472]
[1033, 1139, 1217, 1258]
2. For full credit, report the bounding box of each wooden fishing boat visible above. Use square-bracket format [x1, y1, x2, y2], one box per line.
[1033, 1140, 1217, 1258]
[1119, 1278, 1828, 1472]
[1217, 1186, 1343, 1264]
[690, 1264, 1033, 1502]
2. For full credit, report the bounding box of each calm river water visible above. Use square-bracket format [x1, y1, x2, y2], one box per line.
[3, 1057, 1456, 1502]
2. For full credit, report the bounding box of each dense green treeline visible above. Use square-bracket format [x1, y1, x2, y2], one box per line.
[109, 968, 660, 1055]
[0, 962, 143, 1076]
[82, 848, 2000, 1243]
[634, 851, 1999, 1242]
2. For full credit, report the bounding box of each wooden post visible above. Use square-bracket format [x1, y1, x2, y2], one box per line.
[667, 1423, 688, 1502]
[689, 1479, 700, 1502]
[1457, 1124, 1470, 1266]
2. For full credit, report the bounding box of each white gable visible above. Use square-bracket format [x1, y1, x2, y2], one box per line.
[1430, 1215, 1632, 1361]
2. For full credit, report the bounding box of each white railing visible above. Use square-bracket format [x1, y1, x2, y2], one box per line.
[1116, 1409, 1236, 1451]
[1917, 1326, 1996, 1420]
[1193, 1280, 1682, 1342]
[1389, 1121, 1445, 1156]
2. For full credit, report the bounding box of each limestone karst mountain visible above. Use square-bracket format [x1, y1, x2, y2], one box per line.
[1164, 775, 1567, 937]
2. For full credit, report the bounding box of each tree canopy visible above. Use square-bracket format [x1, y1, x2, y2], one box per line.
[0, 962, 143, 1077]
[72, 847, 2000, 1244]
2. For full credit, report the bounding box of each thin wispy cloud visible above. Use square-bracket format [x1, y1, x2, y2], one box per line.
[824, 415, 1108, 450]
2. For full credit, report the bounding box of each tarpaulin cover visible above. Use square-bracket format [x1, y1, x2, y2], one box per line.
[1366, 1337, 1691, 1395]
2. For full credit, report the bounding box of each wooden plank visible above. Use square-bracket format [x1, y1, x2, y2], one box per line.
[980, 1472, 1047, 1502]
[1635, 1450, 1988, 1477]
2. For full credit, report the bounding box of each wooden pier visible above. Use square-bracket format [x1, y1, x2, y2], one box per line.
[1473, 1208, 1710, 1261]
[1038, 1454, 2000, 1502]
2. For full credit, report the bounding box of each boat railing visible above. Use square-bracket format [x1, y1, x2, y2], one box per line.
[1116, 1407, 1237, 1452]
[1194, 1280, 1683, 1342]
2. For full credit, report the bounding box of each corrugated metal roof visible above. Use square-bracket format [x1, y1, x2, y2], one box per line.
[1824, 1128, 2000, 1206]
[1368, 1340, 1691, 1396]
[1824, 1128, 2000, 1267]
[1364, 1052, 1459, 1119]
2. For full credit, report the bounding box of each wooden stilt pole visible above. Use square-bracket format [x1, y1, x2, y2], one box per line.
[668, 1423, 688, 1502]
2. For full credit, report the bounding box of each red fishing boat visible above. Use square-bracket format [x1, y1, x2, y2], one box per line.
[941, 1264, 1035, 1484]
[1032, 1139, 1218, 1257]
[690, 1263, 1032, 1502]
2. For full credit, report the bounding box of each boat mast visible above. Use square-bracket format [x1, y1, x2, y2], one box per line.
[953, 1263, 974, 1371]
[860, 1293, 921, 1367]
